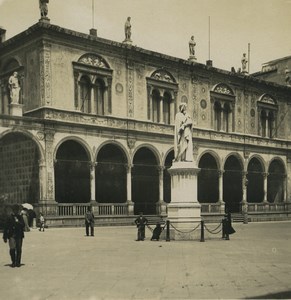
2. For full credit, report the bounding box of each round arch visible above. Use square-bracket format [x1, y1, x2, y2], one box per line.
[198, 152, 219, 203]
[163, 149, 175, 203]
[247, 157, 264, 203]
[132, 147, 159, 215]
[0, 131, 41, 204]
[95, 143, 128, 203]
[55, 139, 91, 203]
[267, 159, 286, 203]
[223, 154, 243, 212]
[131, 144, 162, 167]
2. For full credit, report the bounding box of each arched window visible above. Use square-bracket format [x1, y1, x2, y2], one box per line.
[93, 78, 105, 115]
[79, 76, 91, 113]
[211, 84, 235, 133]
[257, 94, 277, 138]
[146, 69, 178, 124]
[152, 89, 160, 123]
[163, 92, 171, 125]
[73, 53, 112, 115]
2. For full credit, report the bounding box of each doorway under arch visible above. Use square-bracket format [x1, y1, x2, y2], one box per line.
[95, 144, 127, 203]
[223, 155, 243, 212]
[198, 153, 219, 203]
[0, 133, 40, 204]
[55, 140, 90, 203]
[132, 148, 159, 215]
[247, 157, 264, 203]
[268, 160, 285, 203]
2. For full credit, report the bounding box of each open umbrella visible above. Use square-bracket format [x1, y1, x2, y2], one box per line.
[21, 203, 34, 210]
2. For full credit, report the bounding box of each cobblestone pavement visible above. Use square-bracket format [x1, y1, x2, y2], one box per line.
[0, 221, 291, 300]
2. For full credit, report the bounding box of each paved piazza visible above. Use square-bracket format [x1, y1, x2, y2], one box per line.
[0, 221, 291, 300]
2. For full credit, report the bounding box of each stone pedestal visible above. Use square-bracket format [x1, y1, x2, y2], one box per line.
[188, 55, 197, 62]
[167, 162, 201, 240]
[9, 103, 23, 116]
[123, 39, 132, 45]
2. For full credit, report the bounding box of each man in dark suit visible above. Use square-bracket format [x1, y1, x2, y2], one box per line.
[135, 212, 148, 241]
[3, 204, 25, 267]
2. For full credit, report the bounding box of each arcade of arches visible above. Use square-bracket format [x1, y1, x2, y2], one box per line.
[0, 133, 287, 214]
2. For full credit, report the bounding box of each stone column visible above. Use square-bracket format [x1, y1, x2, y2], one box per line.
[156, 166, 167, 215]
[38, 159, 47, 203]
[159, 94, 164, 123]
[218, 170, 225, 213]
[90, 85, 94, 114]
[126, 164, 134, 215]
[265, 111, 269, 137]
[263, 172, 268, 203]
[241, 171, 248, 223]
[90, 162, 96, 204]
[283, 174, 287, 203]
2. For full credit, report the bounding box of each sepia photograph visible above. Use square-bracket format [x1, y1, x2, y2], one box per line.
[0, 0, 291, 299]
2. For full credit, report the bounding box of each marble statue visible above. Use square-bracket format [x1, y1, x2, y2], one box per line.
[189, 35, 196, 56]
[174, 103, 193, 162]
[241, 53, 248, 72]
[8, 72, 21, 104]
[39, 0, 49, 18]
[124, 17, 132, 40]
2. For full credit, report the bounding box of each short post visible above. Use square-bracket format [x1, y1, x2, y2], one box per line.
[200, 220, 205, 242]
[166, 220, 170, 242]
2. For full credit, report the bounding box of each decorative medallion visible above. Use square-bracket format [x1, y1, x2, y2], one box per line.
[250, 109, 255, 117]
[115, 83, 123, 93]
[200, 99, 207, 109]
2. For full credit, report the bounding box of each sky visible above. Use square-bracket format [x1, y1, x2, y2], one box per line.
[1, 0, 291, 73]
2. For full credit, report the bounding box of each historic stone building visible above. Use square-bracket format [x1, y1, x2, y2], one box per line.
[0, 15, 291, 225]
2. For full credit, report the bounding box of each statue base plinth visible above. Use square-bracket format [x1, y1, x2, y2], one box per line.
[39, 17, 50, 24]
[167, 162, 201, 240]
[123, 39, 132, 45]
[9, 103, 23, 116]
[188, 55, 197, 62]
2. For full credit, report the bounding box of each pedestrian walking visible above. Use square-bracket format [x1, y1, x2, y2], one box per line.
[39, 213, 45, 232]
[134, 212, 148, 241]
[2, 204, 25, 268]
[85, 206, 95, 236]
[151, 222, 163, 241]
[21, 208, 30, 232]
[222, 210, 236, 240]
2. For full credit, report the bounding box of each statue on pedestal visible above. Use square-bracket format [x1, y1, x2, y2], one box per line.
[241, 53, 248, 73]
[285, 67, 291, 86]
[189, 35, 196, 56]
[174, 103, 193, 162]
[39, 0, 49, 18]
[8, 72, 21, 104]
[124, 17, 132, 41]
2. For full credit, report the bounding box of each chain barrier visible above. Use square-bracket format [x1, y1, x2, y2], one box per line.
[204, 221, 223, 235]
[169, 222, 200, 234]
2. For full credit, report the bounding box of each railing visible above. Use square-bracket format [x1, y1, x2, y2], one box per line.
[200, 203, 223, 214]
[248, 202, 290, 213]
[56, 203, 128, 217]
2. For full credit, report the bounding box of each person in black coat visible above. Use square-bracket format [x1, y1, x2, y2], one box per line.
[151, 223, 163, 241]
[222, 211, 236, 239]
[134, 212, 148, 241]
[3, 204, 25, 267]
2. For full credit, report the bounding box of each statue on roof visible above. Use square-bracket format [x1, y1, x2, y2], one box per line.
[39, 0, 49, 18]
[188, 35, 197, 62]
[285, 67, 291, 86]
[241, 53, 248, 74]
[124, 17, 132, 42]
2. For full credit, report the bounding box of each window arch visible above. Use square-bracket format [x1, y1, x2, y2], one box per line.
[73, 53, 112, 115]
[146, 69, 178, 124]
[210, 83, 235, 133]
[257, 94, 278, 138]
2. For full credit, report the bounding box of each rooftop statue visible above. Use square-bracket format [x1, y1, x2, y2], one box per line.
[174, 103, 193, 162]
[241, 53, 248, 73]
[189, 35, 196, 57]
[124, 17, 132, 41]
[39, 0, 49, 18]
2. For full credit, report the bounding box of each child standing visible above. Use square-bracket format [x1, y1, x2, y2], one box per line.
[39, 213, 45, 232]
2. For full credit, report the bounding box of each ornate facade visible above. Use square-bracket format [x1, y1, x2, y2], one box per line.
[0, 20, 291, 225]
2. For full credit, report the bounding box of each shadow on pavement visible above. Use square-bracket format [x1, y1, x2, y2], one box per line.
[246, 290, 291, 299]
